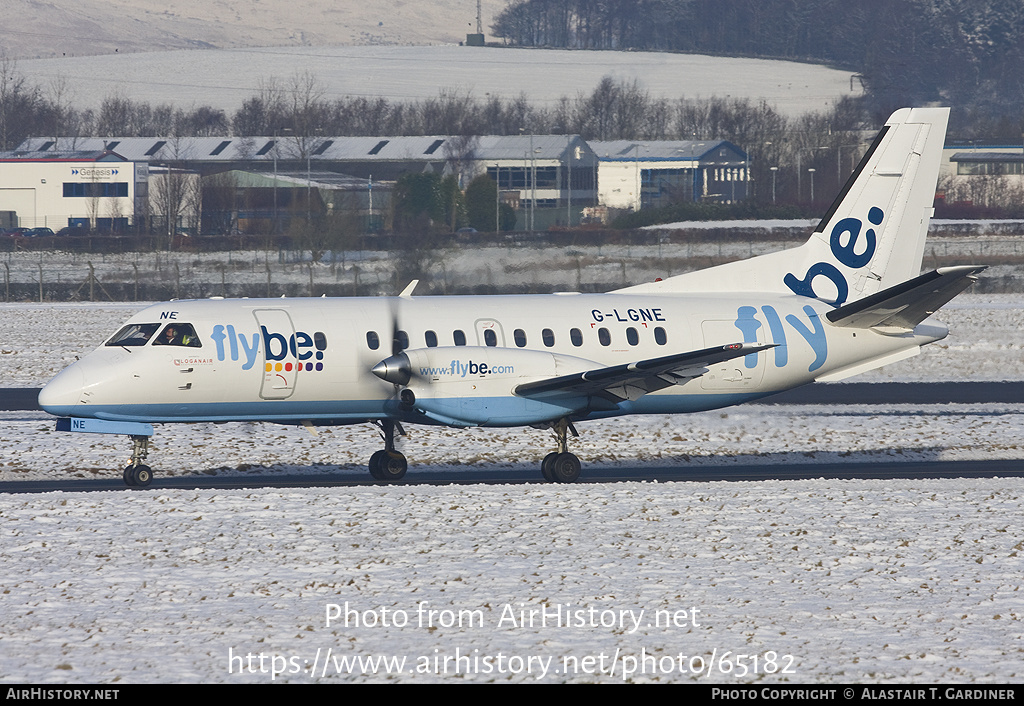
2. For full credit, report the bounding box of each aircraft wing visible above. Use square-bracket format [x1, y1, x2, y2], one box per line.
[826, 265, 986, 331]
[514, 342, 775, 403]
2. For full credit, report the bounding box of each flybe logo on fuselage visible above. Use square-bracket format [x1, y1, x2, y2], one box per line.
[783, 207, 884, 306]
[210, 324, 327, 371]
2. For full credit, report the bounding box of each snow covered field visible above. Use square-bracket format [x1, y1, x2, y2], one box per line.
[2, 477, 1022, 683]
[2, 296, 1024, 683]
[17, 45, 860, 116]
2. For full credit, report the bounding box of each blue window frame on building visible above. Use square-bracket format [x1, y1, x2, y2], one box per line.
[63, 182, 129, 198]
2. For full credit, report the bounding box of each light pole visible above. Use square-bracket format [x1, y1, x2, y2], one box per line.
[808, 167, 816, 202]
[566, 135, 573, 227]
[531, 143, 540, 232]
[306, 135, 318, 222]
[273, 126, 293, 234]
[838, 143, 866, 186]
[770, 166, 778, 204]
[634, 143, 646, 211]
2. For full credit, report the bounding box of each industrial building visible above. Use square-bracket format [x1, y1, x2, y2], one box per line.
[6, 134, 756, 232]
[589, 140, 750, 210]
[0, 150, 143, 231]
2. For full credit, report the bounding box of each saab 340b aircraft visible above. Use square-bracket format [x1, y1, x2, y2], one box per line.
[39, 107, 984, 486]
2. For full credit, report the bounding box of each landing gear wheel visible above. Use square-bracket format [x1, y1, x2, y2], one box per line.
[550, 452, 581, 483]
[129, 464, 153, 487]
[541, 452, 559, 482]
[368, 450, 387, 480]
[369, 420, 409, 483]
[122, 434, 153, 487]
[378, 451, 408, 481]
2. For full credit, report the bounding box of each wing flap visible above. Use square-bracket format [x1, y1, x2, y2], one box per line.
[826, 265, 986, 331]
[515, 342, 775, 402]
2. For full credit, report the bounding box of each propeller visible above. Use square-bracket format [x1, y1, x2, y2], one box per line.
[371, 280, 419, 387]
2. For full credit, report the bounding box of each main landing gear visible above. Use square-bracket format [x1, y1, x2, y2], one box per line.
[540, 418, 582, 483]
[363, 417, 583, 484]
[123, 435, 154, 487]
[369, 419, 408, 482]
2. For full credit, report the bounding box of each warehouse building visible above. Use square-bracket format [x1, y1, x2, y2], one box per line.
[0, 150, 143, 231]
[590, 140, 750, 210]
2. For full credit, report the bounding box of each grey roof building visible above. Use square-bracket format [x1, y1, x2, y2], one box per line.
[590, 140, 750, 208]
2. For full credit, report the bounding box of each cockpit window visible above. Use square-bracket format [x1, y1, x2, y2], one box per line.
[153, 323, 202, 347]
[106, 323, 160, 347]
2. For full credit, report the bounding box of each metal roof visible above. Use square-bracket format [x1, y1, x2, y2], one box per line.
[0, 149, 127, 162]
[16, 135, 595, 163]
[589, 140, 747, 162]
[951, 151, 1024, 163]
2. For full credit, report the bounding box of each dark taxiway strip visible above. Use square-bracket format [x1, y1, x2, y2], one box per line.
[3, 459, 1024, 494]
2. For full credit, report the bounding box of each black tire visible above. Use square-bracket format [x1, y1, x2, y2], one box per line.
[551, 453, 581, 483]
[368, 450, 387, 480]
[541, 452, 559, 482]
[379, 451, 408, 481]
[123, 465, 137, 487]
[131, 464, 153, 487]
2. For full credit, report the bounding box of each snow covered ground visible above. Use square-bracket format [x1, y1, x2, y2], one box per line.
[2, 296, 1024, 683]
[2, 477, 1022, 683]
[6, 0, 509, 59]
[16, 45, 860, 116]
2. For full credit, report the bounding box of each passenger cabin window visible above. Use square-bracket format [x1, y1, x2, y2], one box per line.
[514, 329, 527, 347]
[598, 327, 611, 346]
[366, 331, 380, 350]
[153, 323, 202, 347]
[425, 330, 438, 347]
[570, 328, 583, 347]
[453, 329, 466, 346]
[654, 327, 667, 345]
[396, 330, 409, 351]
[542, 328, 555, 347]
[484, 329, 497, 347]
[626, 327, 639, 346]
[106, 323, 159, 347]
[314, 332, 328, 351]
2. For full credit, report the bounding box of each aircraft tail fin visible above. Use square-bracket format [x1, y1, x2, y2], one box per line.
[615, 107, 950, 305]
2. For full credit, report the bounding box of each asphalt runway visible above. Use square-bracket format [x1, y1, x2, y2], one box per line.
[4, 458, 1024, 494]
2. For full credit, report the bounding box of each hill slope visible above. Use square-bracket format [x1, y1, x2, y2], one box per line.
[3, 0, 505, 59]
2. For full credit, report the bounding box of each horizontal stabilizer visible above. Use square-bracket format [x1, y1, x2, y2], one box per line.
[515, 342, 775, 403]
[826, 265, 986, 331]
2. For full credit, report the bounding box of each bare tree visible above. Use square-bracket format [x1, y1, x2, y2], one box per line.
[148, 137, 196, 242]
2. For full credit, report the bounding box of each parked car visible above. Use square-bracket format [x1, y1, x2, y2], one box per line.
[56, 225, 90, 237]
[24, 227, 55, 237]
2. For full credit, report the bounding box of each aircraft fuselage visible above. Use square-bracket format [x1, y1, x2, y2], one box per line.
[38, 291, 945, 427]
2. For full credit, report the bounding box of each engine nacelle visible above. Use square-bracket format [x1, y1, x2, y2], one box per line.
[377, 346, 601, 426]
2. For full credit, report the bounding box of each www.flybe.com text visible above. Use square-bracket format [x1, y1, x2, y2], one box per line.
[419, 360, 514, 377]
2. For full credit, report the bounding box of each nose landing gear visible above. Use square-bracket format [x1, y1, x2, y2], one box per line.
[123, 435, 154, 487]
[369, 419, 408, 482]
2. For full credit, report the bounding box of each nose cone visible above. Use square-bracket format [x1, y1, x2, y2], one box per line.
[38, 364, 85, 416]
[371, 354, 411, 386]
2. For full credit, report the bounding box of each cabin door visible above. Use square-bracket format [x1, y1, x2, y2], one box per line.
[253, 309, 298, 400]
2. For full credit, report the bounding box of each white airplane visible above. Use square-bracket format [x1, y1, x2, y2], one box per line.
[39, 107, 983, 486]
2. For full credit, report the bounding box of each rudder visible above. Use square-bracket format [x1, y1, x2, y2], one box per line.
[615, 107, 950, 305]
